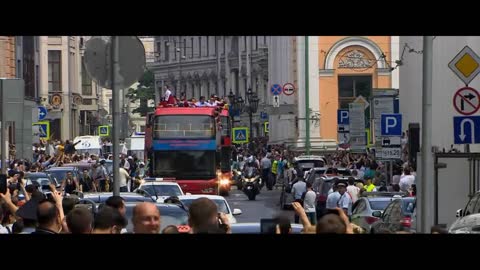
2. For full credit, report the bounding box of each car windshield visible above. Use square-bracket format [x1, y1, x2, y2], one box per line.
[180, 199, 230, 214]
[46, 170, 73, 184]
[140, 184, 183, 197]
[369, 200, 391, 211]
[297, 160, 324, 170]
[25, 178, 52, 187]
[125, 204, 189, 232]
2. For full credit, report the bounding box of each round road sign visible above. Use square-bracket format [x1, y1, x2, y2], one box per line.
[453, 86, 480, 116]
[283, 83, 295, 96]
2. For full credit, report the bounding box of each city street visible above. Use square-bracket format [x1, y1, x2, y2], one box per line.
[226, 186, 293, 223]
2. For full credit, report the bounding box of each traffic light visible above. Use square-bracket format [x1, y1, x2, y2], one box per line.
[408, 123, 420, 170]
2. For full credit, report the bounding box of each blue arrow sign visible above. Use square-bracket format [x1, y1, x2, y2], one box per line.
[38, 106, 47, 121]
[454, 116, 480, 144]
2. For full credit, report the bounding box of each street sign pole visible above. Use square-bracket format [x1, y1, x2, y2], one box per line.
[420, 36, 434, 233]
[111, 36, 121, 197]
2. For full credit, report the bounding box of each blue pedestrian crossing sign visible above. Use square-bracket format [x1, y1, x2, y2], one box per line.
[98, 125, 110, 137]
[232, 127, 249, 144]
[32, 121, 50, 139]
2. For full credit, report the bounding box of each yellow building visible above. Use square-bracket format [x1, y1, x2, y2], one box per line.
[318, 36, 398, 142]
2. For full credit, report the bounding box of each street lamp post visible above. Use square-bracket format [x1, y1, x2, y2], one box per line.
[228, 90, 244, 128]
[246, 88, 259, 138]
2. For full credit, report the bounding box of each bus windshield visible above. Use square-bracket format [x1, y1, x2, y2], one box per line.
[153, 151, 216, 179]
[154, 115, 214, 139]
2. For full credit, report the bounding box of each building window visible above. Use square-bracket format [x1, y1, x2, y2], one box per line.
[48, 50, 62, 92]
[164, 41, 169, 61]
[190, 37, 194, 58]
[156, 41, 161, 61]
[109, 99, 113, 115]
[223, 38, 226, 56]
[82, 99, 93, 105]
[81, 58, 92, 96]
[140, 125, 146, 132]
[198, 36, 201, 58]
[244, 36, 247, 52]
[337, 75, 372, 109]
[231, 37, 238, 53]
[173, 40, 177, 60]
[206, 36, 209, 57]
[183, 39, 187, 58]
[23, 36, 35, 98]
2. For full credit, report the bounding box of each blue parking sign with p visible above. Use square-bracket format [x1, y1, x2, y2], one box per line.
[381, 114, 402, 136]
[337, 110, 349, 125]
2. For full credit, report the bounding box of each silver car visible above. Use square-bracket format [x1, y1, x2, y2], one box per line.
[351, 193, 408, 232]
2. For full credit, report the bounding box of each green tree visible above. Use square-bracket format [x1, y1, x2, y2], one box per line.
[126, 70, 155, 117]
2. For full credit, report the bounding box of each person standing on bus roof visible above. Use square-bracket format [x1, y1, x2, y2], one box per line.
[195, 96, 208, 107]
[164, 85, 172, 101]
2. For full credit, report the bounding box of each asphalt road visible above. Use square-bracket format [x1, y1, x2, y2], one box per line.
[226, 186, 293, 223]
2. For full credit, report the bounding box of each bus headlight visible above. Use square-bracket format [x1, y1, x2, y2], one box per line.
[220, 179, 230, 186]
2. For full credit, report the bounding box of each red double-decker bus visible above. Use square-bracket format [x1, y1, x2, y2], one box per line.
[145, 106, 232, 195]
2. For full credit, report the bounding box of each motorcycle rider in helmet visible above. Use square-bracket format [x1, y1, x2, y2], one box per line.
[243, 155, 260, 181]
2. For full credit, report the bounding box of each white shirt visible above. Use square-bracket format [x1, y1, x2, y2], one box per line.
[0, 225, 10, 234]
[292, 181, 307, 200]
[123, 159, 131, 171]
[337, 192, 353, 216]
[303, 190, 316, 213]
[347, 185, 360, 204]
[399, 174, 415, 192]
[118, 167, 130, 188]
[164, 89, 172, 101]
[326, 191, 341, 209]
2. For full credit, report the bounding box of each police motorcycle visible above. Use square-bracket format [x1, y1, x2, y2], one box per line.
[241, 159, 261, 201]
[232, 156, 246, 190]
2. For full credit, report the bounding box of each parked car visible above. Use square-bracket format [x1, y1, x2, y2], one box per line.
[45, 166, 80, 186]
[370, 196, 416, 233]
[449, 190, 480, 234]
[293, 155, 326, 178]
[24, 172, 60, 190]
[351, 192, 406, 232]
[178, 194, 242, 224]
[135, 181, 185, 202]
[81, 192, 155, 204]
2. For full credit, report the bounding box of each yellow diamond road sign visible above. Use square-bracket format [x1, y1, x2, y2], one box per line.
[449, 46, 480, 85]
